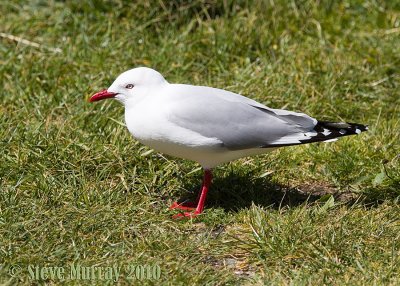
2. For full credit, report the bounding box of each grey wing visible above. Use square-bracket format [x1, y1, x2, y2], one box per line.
[166, 85, 317, 150]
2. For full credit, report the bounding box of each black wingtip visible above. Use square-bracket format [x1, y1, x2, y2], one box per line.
[316, 121, 368, 134]
[261, 120, 368, 148]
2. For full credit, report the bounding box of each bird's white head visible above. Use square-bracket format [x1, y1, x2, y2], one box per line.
[89, 67, 167, 104]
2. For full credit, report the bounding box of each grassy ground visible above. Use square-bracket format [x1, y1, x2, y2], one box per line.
[1, 1, 399, 285]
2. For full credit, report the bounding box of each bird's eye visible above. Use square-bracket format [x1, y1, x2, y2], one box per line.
[125, 84, 134, 89]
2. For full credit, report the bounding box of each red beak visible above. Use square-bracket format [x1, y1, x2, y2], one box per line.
[89, 90, 118, 102]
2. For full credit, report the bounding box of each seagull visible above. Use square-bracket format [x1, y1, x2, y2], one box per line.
[89, 67, 367, 219]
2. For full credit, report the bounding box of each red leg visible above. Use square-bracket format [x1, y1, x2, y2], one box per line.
[172, 169, 212, 219]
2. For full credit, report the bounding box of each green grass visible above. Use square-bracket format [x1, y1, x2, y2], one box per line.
[1, 0, 399, 285]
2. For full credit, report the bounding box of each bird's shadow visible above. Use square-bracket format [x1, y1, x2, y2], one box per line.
[178, 171, 337, 212]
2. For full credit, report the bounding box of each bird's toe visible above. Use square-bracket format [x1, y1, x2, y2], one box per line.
[169, 201, 197, 211]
